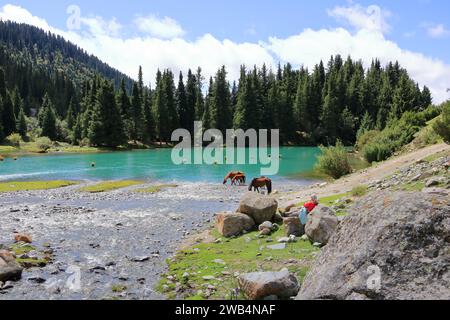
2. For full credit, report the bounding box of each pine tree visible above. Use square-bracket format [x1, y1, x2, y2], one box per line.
[88, 81, 126, 147]
[2, 91, 16, 136]
[152, 70, 170, 143]
[294, 71, 311, 133]
[41, 99, 58, 140]
[117, 78, 132, 139]
[357, 111, 374, 138]
[194, 67, 204, 120]
[176, 71, 188, 130]
[16, 106, 27, 138]
[66, 99, 76, 130]
[320, 73, 340, 145]
[233, 73, 252, 129]
[143, 88, 154, 144]
[210, 66, 232, 134]
[202, 77, 214, 130]
[420, 86, 432, 109]
[130, 82, 144, 142]
[163, 70, 178, 136]
[391, 73, 416, 120]
[185, 69, 197, 134]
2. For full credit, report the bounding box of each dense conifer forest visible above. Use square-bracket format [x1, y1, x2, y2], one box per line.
[0, 21, 433, 147]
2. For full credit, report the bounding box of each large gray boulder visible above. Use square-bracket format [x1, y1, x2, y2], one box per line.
[305, 205, 338, 245]
[216, 212, 255, 238]
[238, 268, 299, 300]
[297, 191, 450, 300]
[0, 250, 23, 282]
[238, 192, 278, 224]
[283, 217, 304, 237]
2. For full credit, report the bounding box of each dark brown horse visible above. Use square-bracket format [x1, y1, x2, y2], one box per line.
[223, 171, 245, 185]
[248, 177, 272, 194]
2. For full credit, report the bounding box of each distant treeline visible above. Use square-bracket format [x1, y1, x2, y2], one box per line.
[0, 21, 433, 147]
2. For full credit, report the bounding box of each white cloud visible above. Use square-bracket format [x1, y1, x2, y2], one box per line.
[0, 4, 449, 103]
[264, 27, 450, 103]
[0, 4, 56, 33]
[328, 4, 391, 33]
[426, 23, 450, 38]
[134, 15, 185, 39]
[80, 16, 122, 37]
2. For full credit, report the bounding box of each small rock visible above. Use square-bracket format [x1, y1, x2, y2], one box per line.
[14, 233, 32, 243]
[267, 243, 286, 250]
[130, 256, 150, 262]
[238, 268, 299, 300]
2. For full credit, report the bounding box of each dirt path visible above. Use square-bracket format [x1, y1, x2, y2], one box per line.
[279, 143, 450, 207]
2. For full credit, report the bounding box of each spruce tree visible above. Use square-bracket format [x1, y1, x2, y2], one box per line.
[16, 106, 27, 138]
[117, 78, 132, 139]
[176, 72, 188, 130]
[143, 89, 154, 144]
[41, 103, 58, 140]
[2, 91, 16, 136]
[152, 70, 170, 142]
[130, 82, 144, 142]
[211, 66, 232, 134]
[194, 67, 204, 120]
[66, 99, 76, 130]
[185, 69, 197, 134]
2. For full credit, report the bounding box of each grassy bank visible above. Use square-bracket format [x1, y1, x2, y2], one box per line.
[135, 184, 178, 193]
[79, 180, 143, 193]
[157, 227, 319, 300]
[0, 180, 78, 192]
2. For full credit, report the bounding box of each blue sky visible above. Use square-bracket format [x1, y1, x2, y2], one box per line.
[1, 0, 449, 102]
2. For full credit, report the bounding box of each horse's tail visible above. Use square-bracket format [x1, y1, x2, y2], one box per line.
[267, 179, 272, 194]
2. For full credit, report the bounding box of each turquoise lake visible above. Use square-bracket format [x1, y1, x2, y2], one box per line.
[0, 147, 322, 183]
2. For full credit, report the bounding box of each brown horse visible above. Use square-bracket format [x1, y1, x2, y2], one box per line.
[248, 177, 272, 194]
[231, 174, 246, 185]
[223, 171, 245, 185]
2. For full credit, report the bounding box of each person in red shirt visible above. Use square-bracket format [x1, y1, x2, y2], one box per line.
[299, 195, 319, 225]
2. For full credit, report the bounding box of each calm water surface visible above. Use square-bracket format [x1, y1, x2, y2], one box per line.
[0, 147, 322, 183]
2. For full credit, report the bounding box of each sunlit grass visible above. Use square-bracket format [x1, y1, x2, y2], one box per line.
[135, 184, 178, 194]
[79, 180, 143, 193]
[0, 180, 78, 192]
[157, 227, 319, 300]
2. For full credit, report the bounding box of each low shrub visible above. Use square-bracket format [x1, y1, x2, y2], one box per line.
[5, 133, 22, 147]
[315, 140, 352, 179]
[356, 130, 381, 151]
[361, 110, 428, 163]
[433, 101, 450, 144]
[35, 137, 52, 152]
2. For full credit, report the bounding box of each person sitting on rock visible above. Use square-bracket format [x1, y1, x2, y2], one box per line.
[299, 195, 319, 226]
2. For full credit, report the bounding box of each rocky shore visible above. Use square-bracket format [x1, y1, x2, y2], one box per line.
[0, 181, 274, 300]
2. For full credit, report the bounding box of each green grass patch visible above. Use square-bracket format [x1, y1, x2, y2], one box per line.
[9, 243, 36, 255]
[396, 182, 426, 192]
[79, 180, 143, 193]
[111, 284, 127, 293]
[9, 243, 49, 268]
[351, 185, 368, 197]
[157, 227, 319, 300]
[0, 145, 18, 153]
[424, 149, 450, 163]
[135, 184, 178, 194]
[0, 180, 78, 192]
[15, 257, 48, 268]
